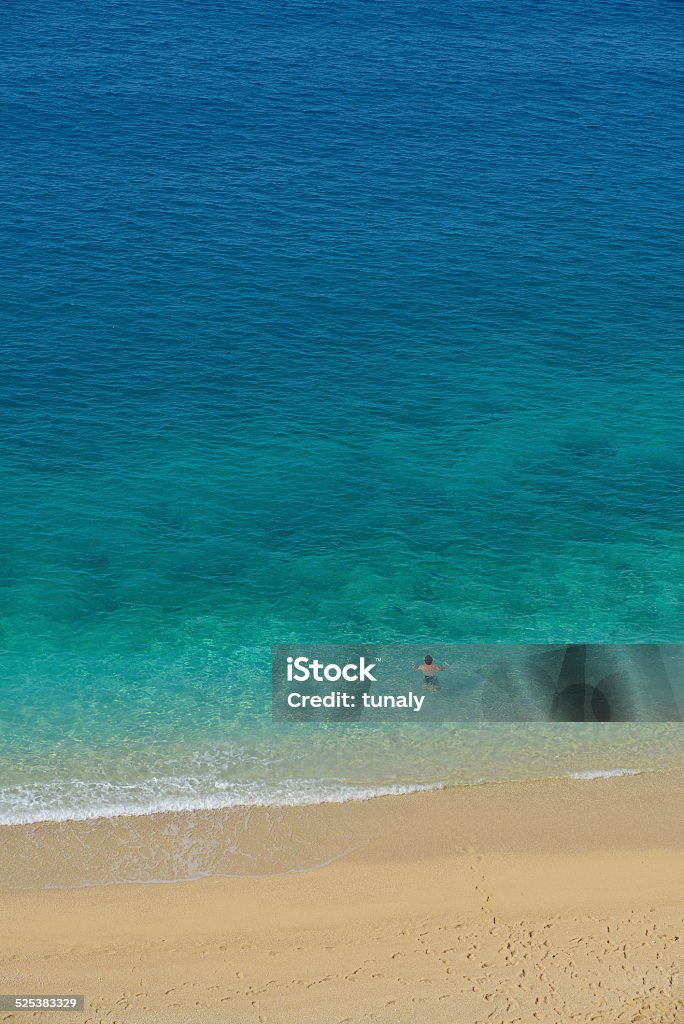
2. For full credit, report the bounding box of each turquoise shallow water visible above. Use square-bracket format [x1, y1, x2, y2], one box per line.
[1, 0, 683, 826]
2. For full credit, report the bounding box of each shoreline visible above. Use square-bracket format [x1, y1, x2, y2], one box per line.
[0, 760, 678, 830]
[1, 766, 682, 892]
[4, 720, 683, 830]
[2, 771, 682, 1022]
[2, 765, 679, 892]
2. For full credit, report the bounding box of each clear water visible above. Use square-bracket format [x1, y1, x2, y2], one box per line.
[1, 0, 683, 825]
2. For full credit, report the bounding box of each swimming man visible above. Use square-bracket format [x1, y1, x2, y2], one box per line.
[414, 654, 444, 691]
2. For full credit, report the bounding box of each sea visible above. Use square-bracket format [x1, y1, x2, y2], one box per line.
[1, 0, 683, 838]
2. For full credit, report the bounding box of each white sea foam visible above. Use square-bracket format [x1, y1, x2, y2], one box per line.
[0, 777, 445, 827]
[567, 768, 644, 781]
[0, 766, 664, 826]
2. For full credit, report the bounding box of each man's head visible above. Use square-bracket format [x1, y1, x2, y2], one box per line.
[424, 655, 433, 665]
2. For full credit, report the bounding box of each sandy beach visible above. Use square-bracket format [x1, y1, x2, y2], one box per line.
[1, 771, 682, 1024]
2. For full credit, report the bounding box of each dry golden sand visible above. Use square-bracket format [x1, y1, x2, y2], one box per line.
[1, 772, 682, 1024]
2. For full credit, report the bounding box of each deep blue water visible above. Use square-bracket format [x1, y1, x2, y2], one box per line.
[1, 0, 683, 825]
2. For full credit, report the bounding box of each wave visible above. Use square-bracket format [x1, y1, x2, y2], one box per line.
[567, 768, 644, 780]
[1, 764, 665, 826]
[0, 777, 446, 827]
